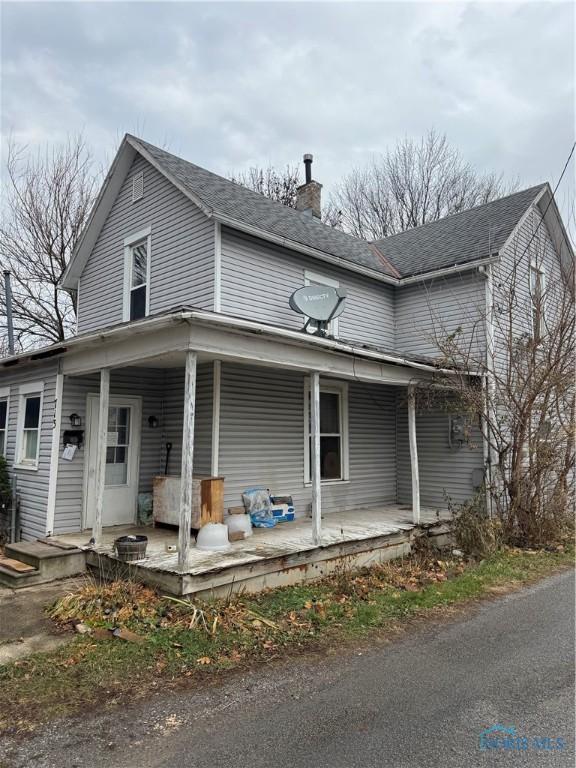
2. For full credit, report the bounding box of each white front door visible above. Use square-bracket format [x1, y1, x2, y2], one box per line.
[84, 395, 142, 528]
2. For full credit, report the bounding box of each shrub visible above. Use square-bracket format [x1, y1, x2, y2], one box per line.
[450, 491, 502, 558]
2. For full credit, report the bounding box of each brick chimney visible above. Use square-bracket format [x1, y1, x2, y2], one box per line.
[296, 154, 322, 218]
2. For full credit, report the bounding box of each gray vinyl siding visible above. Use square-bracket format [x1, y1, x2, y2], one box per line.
[220, 229, 395, 349]
[53, 365, 213, 534]
[161, 364, 213, 478]
[395, 391, 484, 508]
[0, 363, 58, 540]
[493, 204, 565, 373]
[218, 363, 397, 516]
[395, 271, 487, 361]
[78, 154, 215, 334]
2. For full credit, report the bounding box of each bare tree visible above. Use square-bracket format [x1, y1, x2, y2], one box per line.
[230, 164, 301, 209]
[327, 130, 516, 239]
[428, 208, 574, 548]
[0, 136, 98, 350]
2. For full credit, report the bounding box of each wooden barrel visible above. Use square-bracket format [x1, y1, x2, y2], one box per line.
[114, 535, 148, 562]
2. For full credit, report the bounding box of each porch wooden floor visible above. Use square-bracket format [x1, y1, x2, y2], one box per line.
[55, 505, 451, 595]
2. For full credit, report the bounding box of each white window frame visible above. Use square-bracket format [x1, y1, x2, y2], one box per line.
[304, 269, 340, 338]
[123, 226, 152, 322]
[0, 386, 10, 457]
[304, 378, 349, 485]
[529, 261, 546, 338]
[14, 381, 44, 471]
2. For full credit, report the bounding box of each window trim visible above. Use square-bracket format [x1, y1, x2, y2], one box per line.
[14, 382, 44, 471]
[0, 386, 10, 458]
[303, 378, 349, 485]
[123, 226, 152, 322]
[304, 269, 340, 338]
[529, 261, 546, 338]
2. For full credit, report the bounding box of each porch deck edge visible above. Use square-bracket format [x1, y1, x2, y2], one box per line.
[85, 520, 452, 597]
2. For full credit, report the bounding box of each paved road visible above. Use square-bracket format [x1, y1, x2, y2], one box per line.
[2, 571, 574, 768]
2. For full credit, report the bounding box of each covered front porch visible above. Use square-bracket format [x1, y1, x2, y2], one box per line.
[48, 309, 481, 594]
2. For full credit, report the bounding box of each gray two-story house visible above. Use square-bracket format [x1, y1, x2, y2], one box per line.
[0, 135, 570, 594]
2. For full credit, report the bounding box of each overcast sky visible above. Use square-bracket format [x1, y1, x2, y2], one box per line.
[1, 1, 575, 218]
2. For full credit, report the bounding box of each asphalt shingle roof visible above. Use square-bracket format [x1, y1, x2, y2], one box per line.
[131, 137, 399, 278]
[132, 136, 544, 280]
[372, 185, 546, 278]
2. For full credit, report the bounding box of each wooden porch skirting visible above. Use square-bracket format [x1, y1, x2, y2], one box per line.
[60, 506, 452, 598]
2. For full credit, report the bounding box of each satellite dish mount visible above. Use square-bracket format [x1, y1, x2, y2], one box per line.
[289, 285, 347, 337]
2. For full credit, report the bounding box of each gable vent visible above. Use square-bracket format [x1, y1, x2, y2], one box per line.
[132, 171, 144, 202]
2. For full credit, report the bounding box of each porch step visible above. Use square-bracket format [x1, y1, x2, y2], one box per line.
[3, 540, 87, 585]
[0, 557, 42, 589]
[0, 556, 36, 573]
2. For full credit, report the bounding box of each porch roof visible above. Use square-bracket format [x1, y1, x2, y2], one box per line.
[0, 308, 481, 385]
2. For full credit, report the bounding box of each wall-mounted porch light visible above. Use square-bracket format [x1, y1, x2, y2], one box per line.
[148, 415, 159, 429]
[69, 413, 82, 427]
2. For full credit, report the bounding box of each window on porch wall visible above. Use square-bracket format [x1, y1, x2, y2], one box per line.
[305, 381, 349, 483]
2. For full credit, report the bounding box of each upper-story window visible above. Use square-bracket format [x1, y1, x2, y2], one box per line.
[529, 263, 546, 339]
[0, 388, 9, 456]
[15, 382, 43, 470]
[304, 270, 340, 338]
[123, 227, 151, 322]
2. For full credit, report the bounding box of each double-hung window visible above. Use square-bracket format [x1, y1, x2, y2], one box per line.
[124, 227, 151, 322]
[529, 263, 546, 339]
[304, 379, 349, 483]
[15, 383, 43, 469]
[304, 270, 340, 338]
[0, 388, 9, 456]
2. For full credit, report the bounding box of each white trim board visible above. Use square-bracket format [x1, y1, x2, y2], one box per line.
[214, 221, 222, 313]
[45, 371, 64, 535]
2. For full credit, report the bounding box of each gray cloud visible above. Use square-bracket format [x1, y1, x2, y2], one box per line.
[1, 1, 574, 218]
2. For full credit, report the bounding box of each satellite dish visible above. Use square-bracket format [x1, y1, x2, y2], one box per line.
[289, 285, 347, 336]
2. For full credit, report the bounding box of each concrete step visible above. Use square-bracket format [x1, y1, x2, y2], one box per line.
[0, 562, 44, 589]
[4, 541, 87, 581]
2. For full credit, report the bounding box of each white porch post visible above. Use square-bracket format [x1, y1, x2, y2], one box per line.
[310, 371, 322, 545]
[93, 368, 110, 547]
[407, 384, 420, 525]
[178, 350, 197, 571]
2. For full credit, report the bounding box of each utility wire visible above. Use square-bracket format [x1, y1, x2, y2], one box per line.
[518, 141, 575, 263]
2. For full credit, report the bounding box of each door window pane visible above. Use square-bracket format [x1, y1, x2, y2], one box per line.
[105, 407, 130, 486]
